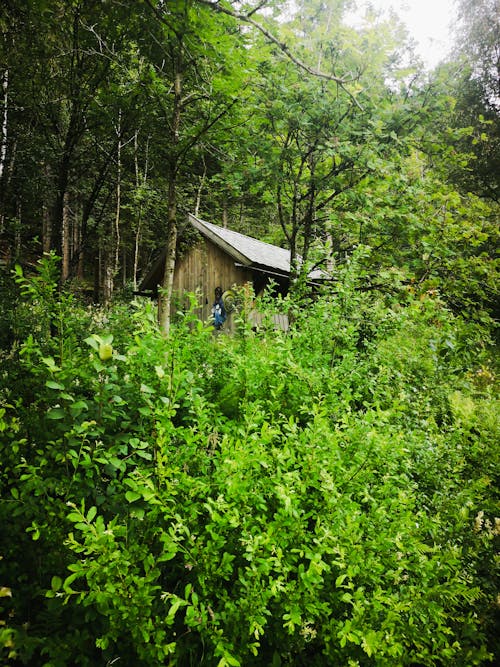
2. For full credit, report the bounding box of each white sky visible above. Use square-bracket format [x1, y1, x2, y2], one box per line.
[352, 0, 458, 69]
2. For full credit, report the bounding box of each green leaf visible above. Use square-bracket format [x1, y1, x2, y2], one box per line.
[47, 407, 65, 420]
[41, 357, 61, 372]
[51, 576, 62, 591]
[125, 490, 141, 503]
[84, 335, 100, 351]
[63, 572, 80, 594]
[86, 506, 97, 522]
[109, 457, 126, 471]
[70, 400, 88, 415]
[46, 380, 65, 390]
[335, 573, 347, 587]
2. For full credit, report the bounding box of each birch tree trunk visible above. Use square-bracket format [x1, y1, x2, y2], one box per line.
[113, 109, 122, 282]
[194, 157, 206, 217]
[0, 69, 8, 183]
[133, 131, 149, 291]
[0, 70, 8, 235]
[158, 67, 182, 334]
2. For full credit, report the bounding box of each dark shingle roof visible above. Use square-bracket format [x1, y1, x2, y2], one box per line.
[188, 214, 292, 274]
[139, 213, 327, 291]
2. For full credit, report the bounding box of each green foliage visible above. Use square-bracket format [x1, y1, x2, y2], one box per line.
[1, 260, 498, 665]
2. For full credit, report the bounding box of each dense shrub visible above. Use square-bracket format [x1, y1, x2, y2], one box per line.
[0, 258, 498, 665]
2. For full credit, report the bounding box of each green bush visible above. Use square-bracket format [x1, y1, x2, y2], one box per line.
[0, 259, 498, 665]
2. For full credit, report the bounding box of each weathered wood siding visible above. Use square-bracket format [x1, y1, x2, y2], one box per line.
[172, 237, 253, 321]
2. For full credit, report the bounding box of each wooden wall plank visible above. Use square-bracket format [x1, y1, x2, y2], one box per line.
[173, 238, 253, 323]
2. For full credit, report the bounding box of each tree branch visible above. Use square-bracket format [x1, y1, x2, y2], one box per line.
[195, 0, 363, 108]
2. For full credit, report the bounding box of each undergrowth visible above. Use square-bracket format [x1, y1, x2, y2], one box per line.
[0, 254, 498, 666]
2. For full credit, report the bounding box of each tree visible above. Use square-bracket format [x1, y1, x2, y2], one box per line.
[443, 0, 500, 202]
[141, 0, 255, 332]
[211, 0, 422, 287]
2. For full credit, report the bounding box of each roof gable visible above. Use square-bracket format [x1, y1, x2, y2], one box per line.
[188, 214, 292, 275]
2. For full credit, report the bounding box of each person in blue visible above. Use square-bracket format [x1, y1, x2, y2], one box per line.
[211, 286, 226, 330]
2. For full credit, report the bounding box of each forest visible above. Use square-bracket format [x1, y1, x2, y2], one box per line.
[0, 0, 499, 665]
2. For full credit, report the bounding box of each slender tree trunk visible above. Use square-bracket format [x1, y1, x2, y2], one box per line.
[1, 137, 16, 236]
[14, 200, 21, 260]
[94, 247, 101, 302]
[52, 155, 71, 256]
[103, 111, 123, 305]
[300, 158, 316, 277]
[158, 164, 178, 333]
[61, 191, 71, 282]
[222, 199, 228, 228]
[133, 225, 141, 291]
[133, 131, 149, 291]
[42, 203, 52, 254]
[102, 249, 114, 305]
[76, 201, 84, 279]
[113, 109, 122, 282]
[325, 230, 335, 273]
[102, 242, 115, 306]
[158, 66, 182, 334]
[0, 69, 8, 183]
[194, 157, 206, 216]
[122, 247, 127, 287]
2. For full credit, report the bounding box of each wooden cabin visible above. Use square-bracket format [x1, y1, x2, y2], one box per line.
[139, 213, 321, 329]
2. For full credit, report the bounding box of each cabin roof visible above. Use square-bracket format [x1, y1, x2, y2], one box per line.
[139, 213, 326, 291]
[188, 213, 292, 275]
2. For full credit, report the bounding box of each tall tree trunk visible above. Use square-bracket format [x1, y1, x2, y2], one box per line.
[133, 226, 141, 292]
[103, 261, 114, 304]
[52, 154, 71, 257]
[42, 163, 52, 254]
[76, 201, 84, 279]
[122, 247, 127, 287]
[61, 191, 71, 282]
[14, 200, 21, 260]
[325, 230, 335, 274]
[300, 158, 316, 280]
[0, 68, 13, 236]
[133, 130, 141, 291]
[0, 69, 8, 183]
[194, 156, 206, 216]
[0, 137, 16, 237]
[113, 109, 122, 283]
[42, 203, 52, 255]
[94, 245, 101, 302]
[103, 111, 123, 305]
[133, 131, 149, 291]
[158, 165, 178, 333]
[158, 66, 182, 334]
[222, 199, 228, 228]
